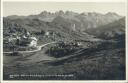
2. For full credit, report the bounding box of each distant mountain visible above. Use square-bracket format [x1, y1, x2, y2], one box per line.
[85, 17, 125, 40]
[6, 11, 123, 31]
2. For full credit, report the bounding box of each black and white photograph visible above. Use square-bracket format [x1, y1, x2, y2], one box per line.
[1, 0, 127, 82]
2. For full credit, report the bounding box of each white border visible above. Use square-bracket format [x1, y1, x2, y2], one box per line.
[126, 0, 128, 82]
[2, 0, 127, 2]
[1, 0, 3, 82]
[1, 0, 128, 83]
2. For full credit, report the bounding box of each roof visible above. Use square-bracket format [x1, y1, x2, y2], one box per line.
[30, 37, 37, 41]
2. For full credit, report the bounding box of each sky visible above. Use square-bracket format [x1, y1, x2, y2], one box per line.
[3, 2, 126, 17]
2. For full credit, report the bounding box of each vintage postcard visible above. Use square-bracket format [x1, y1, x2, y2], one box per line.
[1, 0, 127, 82]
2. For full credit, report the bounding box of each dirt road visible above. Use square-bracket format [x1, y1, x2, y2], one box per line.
[3, 42, 56, 54]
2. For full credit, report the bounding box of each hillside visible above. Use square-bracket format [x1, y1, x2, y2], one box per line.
[3, 16, 98, 52]
[3, 11, 126, 80]
[85, 17, 125, 40]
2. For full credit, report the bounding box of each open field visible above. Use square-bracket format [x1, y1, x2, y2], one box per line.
[3, 40, 125, 80]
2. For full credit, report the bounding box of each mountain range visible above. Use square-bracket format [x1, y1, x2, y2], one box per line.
[4, 11, 125, 41]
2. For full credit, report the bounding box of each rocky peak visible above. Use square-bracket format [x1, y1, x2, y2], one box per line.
[105, 12, 120, 16]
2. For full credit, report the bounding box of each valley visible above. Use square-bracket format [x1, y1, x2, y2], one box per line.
[3, 11, 125, 80]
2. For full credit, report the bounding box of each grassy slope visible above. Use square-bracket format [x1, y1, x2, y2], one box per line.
[3, 41, 125, 80]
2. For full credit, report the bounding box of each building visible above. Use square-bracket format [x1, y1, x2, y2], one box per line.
[17, 35, 38, 47]
[4, 31, 38, 49]
[28, 37, 37, 47]
[77, 42, 82, 46]
[45, 31, 50, 36]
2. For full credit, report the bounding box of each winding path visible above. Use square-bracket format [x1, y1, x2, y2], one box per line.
[3, 42, 56, 54]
